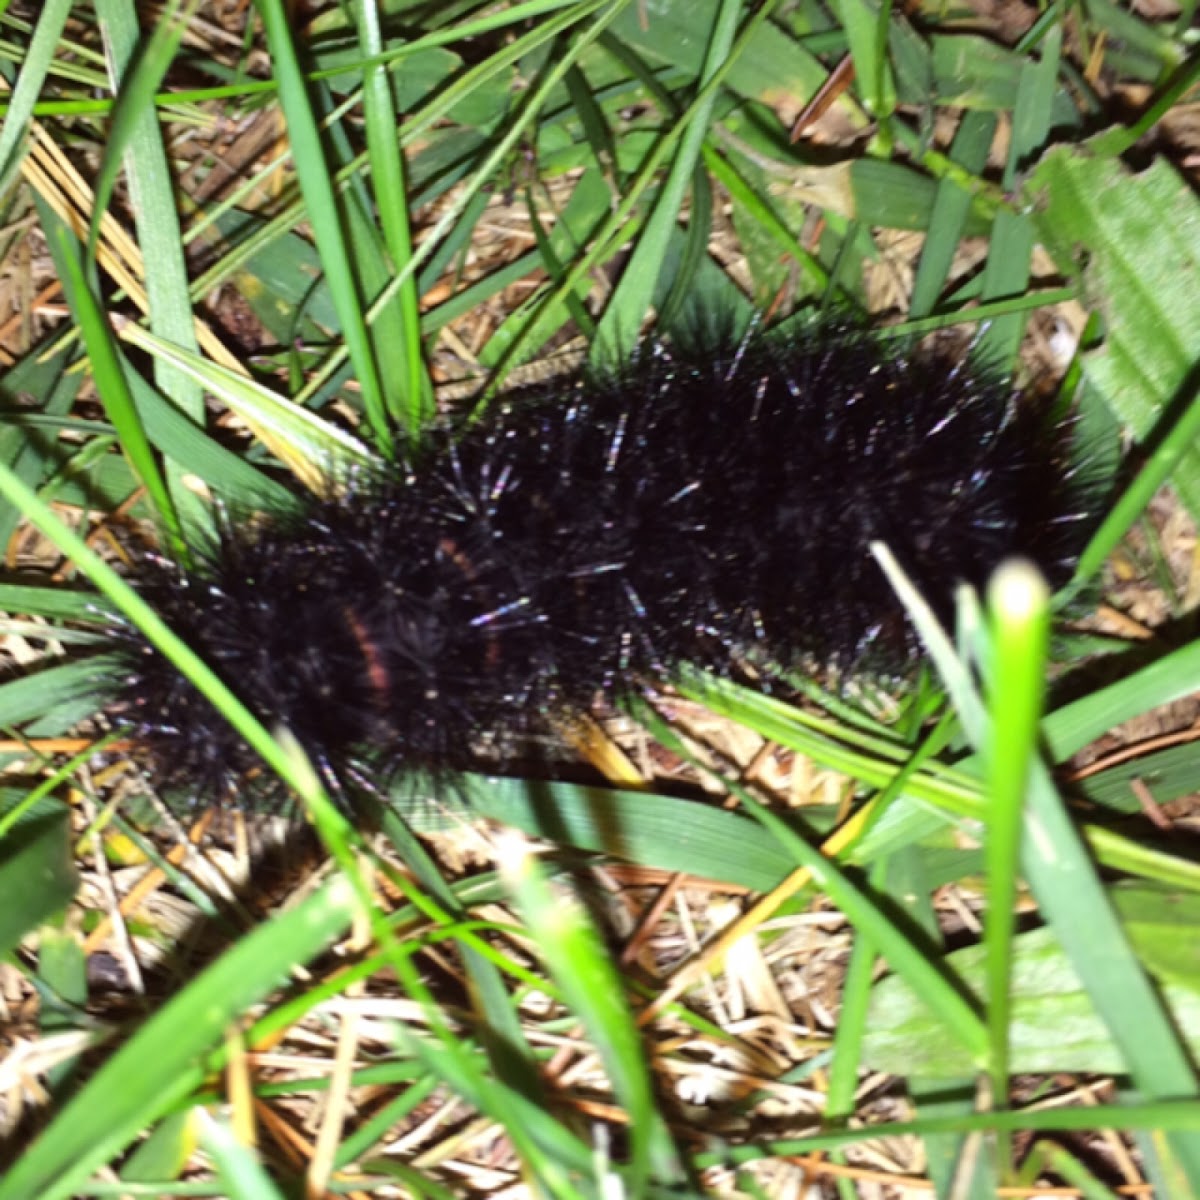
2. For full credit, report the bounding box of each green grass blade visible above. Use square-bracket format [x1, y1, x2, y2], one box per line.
[48, 223, 184, 557]
[875, 545, 1200, 1181]
[909, 111, 996, 318]
[593, 0, 743, 358]
[834, 0, 896, 119]
[89, 0, 193, 268]
[196, 1112, 289, 1200]
[1044, 638, 1200, 762]
[503, 841, 687, 1190]
[0, 0, 70, 194]
[97, 0, 210, 535]
[353, 0, 433, 432]
[0, 875, 357, 1200]
[254, 0, 393, 456]
[981, 562, 1049, 1153]
[115, 321, 379, 487]
[737, 789, 991, 1066]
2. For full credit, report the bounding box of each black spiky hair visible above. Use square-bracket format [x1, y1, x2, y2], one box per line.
[102, 320, 1095, 805]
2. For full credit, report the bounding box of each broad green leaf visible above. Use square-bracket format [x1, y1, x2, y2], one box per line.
[1027, 149, 1200, 514]
[608, 0, 837, 111]
[865, 917, 1200, 1076]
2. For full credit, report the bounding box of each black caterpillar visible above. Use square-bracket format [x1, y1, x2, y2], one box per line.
[103, 323, 1088, 803]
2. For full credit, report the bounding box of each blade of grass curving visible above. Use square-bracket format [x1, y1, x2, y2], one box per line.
[119, 368, 298, 512]
[1088, 53, 1200, 158]
[115, 320, 380, 488]
[196, 1111, 289, 1200]
[1021, 1141, 1126, 1198]
[254, 0, 392, 456]
[653, 670, 961, 863]
[27, 215, 297, 515]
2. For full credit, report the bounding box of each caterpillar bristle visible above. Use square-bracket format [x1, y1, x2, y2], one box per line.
[100, 321, 1096, 808]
